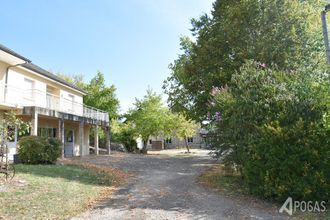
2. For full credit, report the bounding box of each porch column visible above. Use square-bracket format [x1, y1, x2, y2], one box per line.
[106, 126, 111, 155]
[31, 111, 38, 136]
[79, 121, 84, 156]
[94, 124, 99, 155]
[58, 118, 65, 159]
[84, 125, 90, 156]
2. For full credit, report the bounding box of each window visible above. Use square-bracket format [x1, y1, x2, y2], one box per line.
[149, 139, 152, 144]
[38, 128, 57, 138]
[46, 93, 52, 108]
[46, 86, 57, 109]
[68, 94, 74, 112]
[187, 137, 193, 143]
[24, 78, 34, 100]
[165, 138, 172, 144]
[66, 130, 73, 142]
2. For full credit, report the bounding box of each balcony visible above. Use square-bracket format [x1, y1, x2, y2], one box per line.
[0, 83, 109, 123]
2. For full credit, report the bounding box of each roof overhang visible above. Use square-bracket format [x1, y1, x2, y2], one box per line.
[0, 50, 28, 66]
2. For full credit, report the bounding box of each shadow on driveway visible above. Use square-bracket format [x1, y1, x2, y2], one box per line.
[72, 151, 290, 220]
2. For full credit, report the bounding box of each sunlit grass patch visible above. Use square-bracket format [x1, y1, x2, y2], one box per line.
[0, 164, 118, 219]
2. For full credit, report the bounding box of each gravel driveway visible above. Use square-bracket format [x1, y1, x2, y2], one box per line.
[72, 150, 289, 220]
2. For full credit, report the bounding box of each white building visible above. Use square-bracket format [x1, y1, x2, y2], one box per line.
[0, 44, 110, 160]
[136, 128, 206, 150]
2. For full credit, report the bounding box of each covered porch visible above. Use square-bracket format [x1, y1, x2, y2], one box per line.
[7, 106, 110, 160]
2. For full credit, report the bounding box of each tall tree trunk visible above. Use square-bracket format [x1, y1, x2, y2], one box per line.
[142, 139, 148, 154]
[185, 137, 190, 153]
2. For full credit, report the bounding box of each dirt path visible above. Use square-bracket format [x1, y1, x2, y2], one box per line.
[72, 150, 289, 220]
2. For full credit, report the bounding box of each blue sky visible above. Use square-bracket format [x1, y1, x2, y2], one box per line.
[1, 0, 214, 113]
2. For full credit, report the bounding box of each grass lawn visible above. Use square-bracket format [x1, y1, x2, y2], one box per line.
[199, 164, 329, 220]
[0, 164, 123, 219]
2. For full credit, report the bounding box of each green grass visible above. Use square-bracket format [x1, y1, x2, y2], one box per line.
[0, 164, 114, 219]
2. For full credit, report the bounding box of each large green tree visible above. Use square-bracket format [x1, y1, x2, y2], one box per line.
[128, 90, 173, 151]
[56, 73, 85, 89]
[84, 72, 119, 119]
[164, 0, 329, 202]
[164, 0, 325, 120]
[127, 90, 202, 153]
[173, 114, 198, 153]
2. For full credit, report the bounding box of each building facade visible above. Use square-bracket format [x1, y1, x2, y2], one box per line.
[0, 44, 109, 160]
[136, 128, 206, 150]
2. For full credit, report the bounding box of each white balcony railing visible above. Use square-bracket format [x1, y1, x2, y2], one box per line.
[0, 83, 109, 123]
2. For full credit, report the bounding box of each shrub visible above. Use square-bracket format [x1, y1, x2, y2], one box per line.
[242, 68, 330, 201]
[117, 129, 137, 152]
[111, 121, 137, 152]
[243, 120, 329, 201]
[18, 136, 61, 164]
[211, 61, 330, 202]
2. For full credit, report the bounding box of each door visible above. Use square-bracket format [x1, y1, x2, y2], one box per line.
[64, 129, 74, 157]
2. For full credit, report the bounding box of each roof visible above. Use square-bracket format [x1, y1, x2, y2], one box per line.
[22, 63, 87, 94]
[0, 44, 31, 63]
[0, 43, 86, 94]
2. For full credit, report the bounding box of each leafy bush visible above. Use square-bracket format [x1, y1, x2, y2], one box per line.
[211, 61, 330, 202]
[244, 120, 329, 201]
[116, 129, 137, 152]
[111, 120, 137, 152]
[18, 136, 61, 164]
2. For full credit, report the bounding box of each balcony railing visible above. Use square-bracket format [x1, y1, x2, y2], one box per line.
[0, 83, 109, 123]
